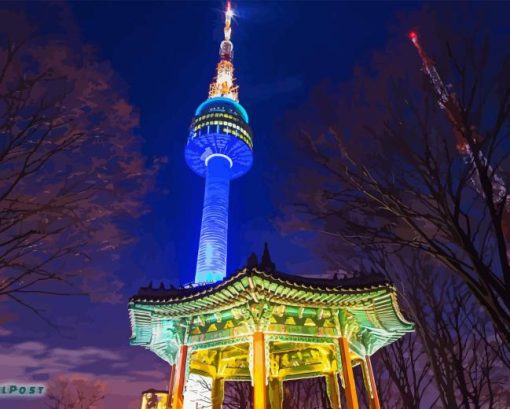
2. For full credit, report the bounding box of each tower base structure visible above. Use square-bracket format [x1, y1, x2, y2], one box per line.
[130, 267, 413, 409]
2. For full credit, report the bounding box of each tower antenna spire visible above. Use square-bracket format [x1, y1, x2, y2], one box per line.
[224, 1, 233, 42]
[209, 1, 239, 101]
[408, 31, 507, 206]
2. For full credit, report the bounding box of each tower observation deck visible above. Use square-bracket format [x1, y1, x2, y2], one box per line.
[185, 2, 254, 283]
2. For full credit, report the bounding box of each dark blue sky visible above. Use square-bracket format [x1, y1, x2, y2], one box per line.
[68, 0, 424, 288]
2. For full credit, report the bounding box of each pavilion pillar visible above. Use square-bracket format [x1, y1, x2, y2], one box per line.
[167, 364, 176, 409]
[268, 377, 283, 409]
[361, 356, 380, 409]
[171, 345, 189, 409]
[338, 337, 359, 409]
[325, 372, 341, 409]
[211, 377, 225, 409]
[253, 331, 267, 409]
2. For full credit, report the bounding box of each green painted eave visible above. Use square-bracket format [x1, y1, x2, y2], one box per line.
[128, 268, 414, 359]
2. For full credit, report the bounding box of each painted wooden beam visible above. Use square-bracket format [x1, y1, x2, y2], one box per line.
[268, 377, 283, 409]
[325, 372, 342, 409]
[211, 377, 225, 409]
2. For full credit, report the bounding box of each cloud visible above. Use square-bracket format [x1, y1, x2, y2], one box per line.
[51, 347, 122, 364]
[0, 341, 161, 381]
[0, 341, 168, 409]
[0, 342, 124, 379]
[13, 341, 47, 355]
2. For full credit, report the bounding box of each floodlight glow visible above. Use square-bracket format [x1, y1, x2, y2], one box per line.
[195, 155, 231, 283]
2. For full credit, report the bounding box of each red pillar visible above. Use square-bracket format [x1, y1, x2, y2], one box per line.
[338, 337, 359, 409]
[171, 345, 189, 409]
[253, 331, 267, 409]
[362, 356, 380, 409]
[167, 364, 176, 409]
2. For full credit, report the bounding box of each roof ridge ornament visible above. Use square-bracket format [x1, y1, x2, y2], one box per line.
[260, 241, 276, 273]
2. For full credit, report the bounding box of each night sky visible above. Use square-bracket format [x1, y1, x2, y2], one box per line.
[3, 1, 505, 408]
[68, 0, 425, 285]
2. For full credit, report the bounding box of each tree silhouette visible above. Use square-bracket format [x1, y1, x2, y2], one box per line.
[0, 8, 158, 321]
[279, 4, 510, 407]
[46, 376, 105, 409]
[281, 5, 510, 345]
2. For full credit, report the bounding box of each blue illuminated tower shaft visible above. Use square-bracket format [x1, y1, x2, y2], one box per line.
[186, 2, 254, 284]
[195, 155, 231, 283]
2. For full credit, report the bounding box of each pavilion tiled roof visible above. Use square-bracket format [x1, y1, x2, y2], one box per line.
[130, 267, 393, 304]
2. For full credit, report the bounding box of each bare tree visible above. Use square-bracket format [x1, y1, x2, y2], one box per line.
[281, 7, 510, 345]
[275, 6, 510, 408]
[223, 381, 253, 409]
[0, 9, 157, 320]
[363, 353, 407, 409]
[282, 378, 330, 409]
[46, 376, 105, 409]
[188, 374, 213, 408]
[378, 334, 435, 409]
[403, 260, 509, 409]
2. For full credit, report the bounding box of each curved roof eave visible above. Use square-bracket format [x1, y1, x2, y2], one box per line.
[129, 268, 393, 305]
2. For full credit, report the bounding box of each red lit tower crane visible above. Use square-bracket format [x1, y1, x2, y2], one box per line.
[409, 31, 508, 208]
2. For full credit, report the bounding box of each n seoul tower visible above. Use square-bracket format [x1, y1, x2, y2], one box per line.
[185, 2, 254, 284]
